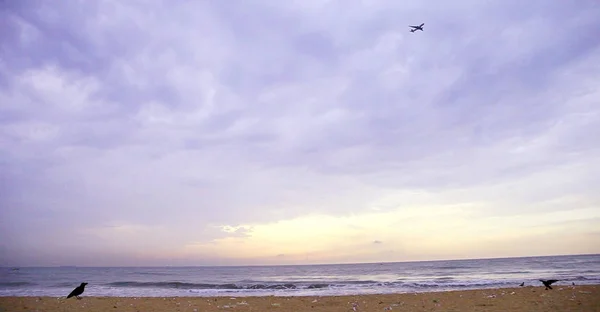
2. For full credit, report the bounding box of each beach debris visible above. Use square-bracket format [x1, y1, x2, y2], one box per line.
[578, 291, 591, 294]
[486, 294, 496, 298]
[510, 292, 515, 295]
[351, 302, 359, 311]
[237, 301, 248, 305]
[311, 299, 318, 303]
[271, 303, 281, 306]
[384, 307, 393, 310]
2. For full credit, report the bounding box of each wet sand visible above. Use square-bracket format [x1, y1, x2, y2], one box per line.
[1, 285, 598, 312]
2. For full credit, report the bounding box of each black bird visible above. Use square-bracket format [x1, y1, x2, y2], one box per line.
[519, 282, 524, 287]
[540, 279, 559, 290]
[67, 282, 88, 299]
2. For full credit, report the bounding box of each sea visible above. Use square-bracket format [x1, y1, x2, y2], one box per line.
[1, 254, 599, 297]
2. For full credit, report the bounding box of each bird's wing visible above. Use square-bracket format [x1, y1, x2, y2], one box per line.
[548, 280, 559, 284]
[409, 25, 419, 28]
[67, 286, 81, 298]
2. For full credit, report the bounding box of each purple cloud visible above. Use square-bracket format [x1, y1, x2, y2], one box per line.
[1, 0, 599, 266]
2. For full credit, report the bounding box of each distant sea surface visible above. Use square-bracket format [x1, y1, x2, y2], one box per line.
[1, 254, 599, 297]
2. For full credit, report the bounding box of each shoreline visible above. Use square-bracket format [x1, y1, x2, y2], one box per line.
[3, 283, 600, 298]
[1, 285, 599, 311]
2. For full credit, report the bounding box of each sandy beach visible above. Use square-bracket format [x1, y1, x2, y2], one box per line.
[1, 285, 598, 312]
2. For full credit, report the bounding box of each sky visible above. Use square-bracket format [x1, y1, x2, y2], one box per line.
[1, 0, 599, 267]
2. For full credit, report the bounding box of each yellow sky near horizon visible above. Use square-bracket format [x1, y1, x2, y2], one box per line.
[174, 203, 600, 265]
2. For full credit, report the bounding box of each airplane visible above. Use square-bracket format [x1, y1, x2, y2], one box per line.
[409, 23, 424, 32]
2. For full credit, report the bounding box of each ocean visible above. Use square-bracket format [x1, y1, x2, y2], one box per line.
[1, 254, 599, 297]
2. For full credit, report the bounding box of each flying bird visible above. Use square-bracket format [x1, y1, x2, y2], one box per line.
[409, 23, 424, 32]
[67, 282, 88, 299]
[540, 279, 559, 290]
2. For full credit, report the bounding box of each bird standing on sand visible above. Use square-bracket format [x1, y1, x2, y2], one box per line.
[67, 282, 88, 299]
[540, 279, 558, 290]
[519, 282, 524, 287]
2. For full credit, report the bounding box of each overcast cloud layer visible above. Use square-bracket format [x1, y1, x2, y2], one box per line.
[1, 0, 600, 266]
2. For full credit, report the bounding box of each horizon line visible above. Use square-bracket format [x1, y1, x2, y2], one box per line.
[4, 253, 598, 269]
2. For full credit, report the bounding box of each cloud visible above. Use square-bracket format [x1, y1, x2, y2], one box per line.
[1, 0, 599, 266]
[220, 226, 253, 238]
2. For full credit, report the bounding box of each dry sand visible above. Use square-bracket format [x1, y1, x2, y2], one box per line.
[1, 285, 598, 312]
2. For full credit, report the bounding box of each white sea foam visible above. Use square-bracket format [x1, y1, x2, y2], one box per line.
[2, 254, 599, 297]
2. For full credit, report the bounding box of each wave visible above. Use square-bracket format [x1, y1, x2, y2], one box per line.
[133, 271, 172, 276]
[437, 266, 472, 270]
[51, 282, 80, 287]
[105, 280, 385, 290]
[560, 276, 600, 281]
[495, 271, 531, 274]
[407, 280, 512, 288]
[102, 279, 517, 291]
[106, 281, 299, 290]
[0, 282, 37, 287]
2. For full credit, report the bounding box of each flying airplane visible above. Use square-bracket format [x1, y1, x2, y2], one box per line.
[409, 23, 424, 32]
